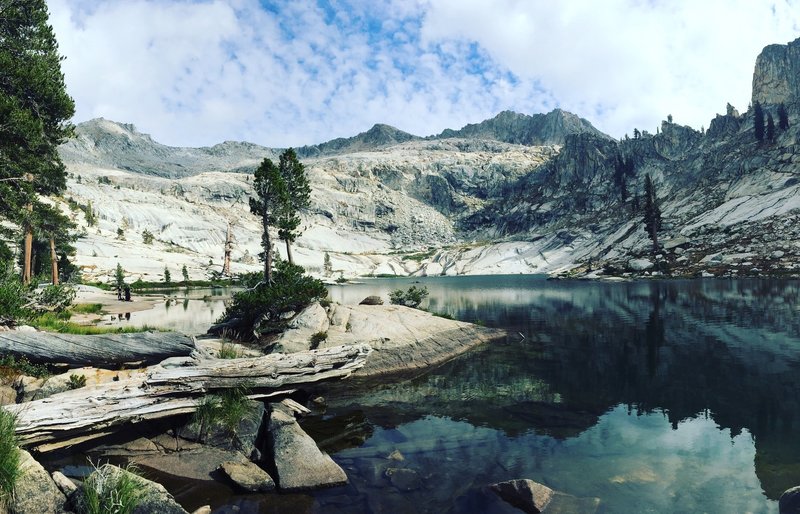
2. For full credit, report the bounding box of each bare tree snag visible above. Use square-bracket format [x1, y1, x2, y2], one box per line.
[4, 343, 372, 451]
[222, 222, 233, 276]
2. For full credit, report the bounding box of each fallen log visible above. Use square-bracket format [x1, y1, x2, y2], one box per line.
[4, 343, 372, 452]
[0, 331, 197, 368]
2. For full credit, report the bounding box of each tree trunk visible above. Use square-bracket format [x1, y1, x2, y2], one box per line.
[5, 343, 372, 451]
[285, 239, 293, 265]
[22, 204, 33, 284]
[222, 222, 232, 277]
[650, 221, 659, 254]
[263, 218, 272, 283]
[0, 331, 197, 368]
[49, 237, 58, 285]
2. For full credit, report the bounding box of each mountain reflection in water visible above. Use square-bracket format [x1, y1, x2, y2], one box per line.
[307, 276, 800, 513]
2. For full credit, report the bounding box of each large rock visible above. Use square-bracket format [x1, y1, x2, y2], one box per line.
[218, 460, 275, 492]
[273, 303, 505, 377]
[266, 403, 347, 491]
[628, 258, 654, 272]
[179, 400, 266, 459]
[8, 450, 66, 514]
[271, 303, 330, 353]
[781, 486, 800, 514]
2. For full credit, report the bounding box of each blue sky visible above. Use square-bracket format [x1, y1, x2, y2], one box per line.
[48, 0, 800, 148]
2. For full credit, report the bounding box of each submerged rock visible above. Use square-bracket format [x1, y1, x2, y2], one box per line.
[218, 460, 275, 492]
[490, 479, 554, 514]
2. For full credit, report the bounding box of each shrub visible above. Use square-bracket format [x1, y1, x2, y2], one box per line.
[36, 284, 76, 312]
[309, 331, 328, 350]
[0, 410, 20, 506]
[0, 354, 50, 380]
[219, 261, 328, 340]
[389, 285, 429, 309]
[79, 464, 143, 514]
[68, 374, 87, 389]
[141, 229, 154, 245]
[0, 267, 31, 325]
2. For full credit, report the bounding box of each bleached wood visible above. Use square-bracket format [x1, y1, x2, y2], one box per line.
[4, 343, 371, 452]
[0, 331, 197, 368]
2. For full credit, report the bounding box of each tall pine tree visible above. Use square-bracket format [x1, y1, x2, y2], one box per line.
[250, 158, 286, 283]
[766, 113, 775, 142]
[0, 0, 75, 281]
[778, 103, 789, 131]
[753, 101, 765, 142]
[276, 148, 311, 265]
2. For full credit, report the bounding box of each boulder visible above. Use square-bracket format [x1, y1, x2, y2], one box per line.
[12, 375, 45, 403]
[180, 400, 265, 459]
[266, 403, 347, 491]
[359, 295, 384, 305]
[218, 460, 275, 492]
[780, 486, 800, 514]
[271, 303, 330, 353]
[8, 450, 66, 514]
[628, 258, 654, 271]
[51, 471, 78, 497]
[0, 386, 15, 406]
[490, 479, 554, 514]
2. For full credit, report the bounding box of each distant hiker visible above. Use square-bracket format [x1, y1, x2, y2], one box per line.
[124, 285, 131, 302]
[116, 286, 122, 301]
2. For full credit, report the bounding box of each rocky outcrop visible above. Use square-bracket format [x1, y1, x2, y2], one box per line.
[272, 302, 506, 376]
[752, 37, 800, 107]
[436, 109, 610, 146]
[297, 123, 420, 158]
[265, 403, 348, 491]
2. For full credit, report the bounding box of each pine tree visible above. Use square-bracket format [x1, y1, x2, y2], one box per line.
[754, 102, 765, 142]
[766, 113, 775, 142]
[643, 174, 662, 254]
[181, 264, 189, 283]
[778, 103, 789, 131]
[250, 158, 287, 283]
[0, 0, 75, 279]
[276, 149, 311, 265]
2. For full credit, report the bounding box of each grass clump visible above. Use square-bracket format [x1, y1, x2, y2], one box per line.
[79, 463, 143, 514]
[30, 313, 163, 335]
[217, 340, 240, 359]
[72, 303, 104, 315]
[191, 386, 256, 442]
[0, 410, 21, 507]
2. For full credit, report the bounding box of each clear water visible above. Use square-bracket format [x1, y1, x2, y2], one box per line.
[77, 277, 800, 513]
[305, 276, 800, 513]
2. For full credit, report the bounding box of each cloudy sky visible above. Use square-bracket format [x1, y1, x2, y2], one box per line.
[48, 0, 800, 148]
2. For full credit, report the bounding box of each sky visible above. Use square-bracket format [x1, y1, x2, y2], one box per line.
[48, 0, 800, 148]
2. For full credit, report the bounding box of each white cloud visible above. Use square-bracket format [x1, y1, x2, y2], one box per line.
[47, 0, 800, 147]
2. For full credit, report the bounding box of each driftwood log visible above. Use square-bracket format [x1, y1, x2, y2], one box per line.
[0, 331, 197, 368]
[4, 343, 372, 452]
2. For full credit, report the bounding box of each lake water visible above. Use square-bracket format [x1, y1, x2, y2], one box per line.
[90, 276, 800, 513]
[308, 276, 800, 513]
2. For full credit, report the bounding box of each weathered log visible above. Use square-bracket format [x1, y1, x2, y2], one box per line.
[0, 331, 197, 368]
[4, 343, 372, 452]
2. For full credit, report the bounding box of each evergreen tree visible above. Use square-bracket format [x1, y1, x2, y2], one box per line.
[753, 101, 765, 142]
[778, 103, 789, 131]
[643, 175, 662, 254]
[115, 263, 125, 291]
[766, 113, 775, 142]
[0, 0, 75, 279]
[250, 158, 287, 283]
[163, 266, 171, 284]
[181, 264, 189, 283]
[276, 149, 311, 265]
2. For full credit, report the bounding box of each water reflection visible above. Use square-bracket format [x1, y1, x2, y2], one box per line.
[312, 277, 800, 512]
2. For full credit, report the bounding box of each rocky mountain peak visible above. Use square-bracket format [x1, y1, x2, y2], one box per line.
[751, 36, 800, 107]
[295, 123, 419, 158]
[435, 108, 611, 146]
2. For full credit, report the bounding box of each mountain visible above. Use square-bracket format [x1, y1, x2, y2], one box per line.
[56, 37, 800, 282]
[435, 109, 612, 145]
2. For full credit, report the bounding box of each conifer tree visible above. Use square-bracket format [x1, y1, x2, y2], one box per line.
[753, 102, 765, 142]
[276, 149, 311, 265]
[643, 174, 661, 254]
[250, 158, 287, 283]
[778, 103, 789, 131]
[766, 113, 775, 142]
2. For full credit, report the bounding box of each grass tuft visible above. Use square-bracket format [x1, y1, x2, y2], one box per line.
[71, 303, 104, 315]
[217, 340, 240, 359]
[79, 463, 143, 514]
[0, 410, 20, 507]
[31, 313, 166, 335]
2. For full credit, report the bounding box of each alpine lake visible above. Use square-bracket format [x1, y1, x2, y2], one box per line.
[61, 276, 800, 513]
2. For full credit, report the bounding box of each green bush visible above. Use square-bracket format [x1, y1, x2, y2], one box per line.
[0, 267, 31, 324]
[0, 354, 50, 379]
[36, 284, 76, 312]
[68, 374, 87, 389]
[389, 285, 429, 309]
[0, 410, 20, 506]
[219, 261, 328, 340]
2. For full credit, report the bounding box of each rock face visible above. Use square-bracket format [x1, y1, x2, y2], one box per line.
[265, 404, 348, 491]
[752, 37, 800, 106]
